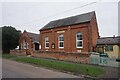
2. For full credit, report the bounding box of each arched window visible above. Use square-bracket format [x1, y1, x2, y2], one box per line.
[23, 40, 28, 49]
[23, 40, 27, 49]
[76, 32, 83, 48]
[58, 34, 64, 48]
[45, 36, 49, 48]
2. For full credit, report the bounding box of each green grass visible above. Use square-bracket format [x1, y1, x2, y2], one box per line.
[2, 54, 18, 59]
[2, 54, 104, 77]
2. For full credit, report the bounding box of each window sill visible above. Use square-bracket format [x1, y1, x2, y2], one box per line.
[76, 47, 83, 49]
[59, 47, 64, 49]
[45, 47, 49, 49]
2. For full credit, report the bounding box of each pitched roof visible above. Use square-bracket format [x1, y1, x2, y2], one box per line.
[27, 32, 39, 43]
[97, 36, 120, 45]
[40, 11, 95, 31]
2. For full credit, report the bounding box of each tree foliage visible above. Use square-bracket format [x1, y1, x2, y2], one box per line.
[2, 26, 21, 53]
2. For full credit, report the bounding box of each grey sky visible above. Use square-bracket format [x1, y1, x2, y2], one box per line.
[2, 0, 119, 37]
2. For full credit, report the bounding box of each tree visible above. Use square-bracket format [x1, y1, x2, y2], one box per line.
[2, 26, 21, 53]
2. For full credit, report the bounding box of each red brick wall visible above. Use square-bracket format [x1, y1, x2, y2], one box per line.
[10, 50, 90, 64]
[19, 31, 33, 54]
[70, 24, 89, 52]
[40, 14, 99, 53]
[31, 51, 90, 64]
[40, 23, 91, 52]
[90, 13, 99, 51]
[10, 50, 26, 56]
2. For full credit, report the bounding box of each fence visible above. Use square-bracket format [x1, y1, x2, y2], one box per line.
[90, 53, 119, 67]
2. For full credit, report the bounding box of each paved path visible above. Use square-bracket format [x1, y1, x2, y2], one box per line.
[2, 59, 82, 78]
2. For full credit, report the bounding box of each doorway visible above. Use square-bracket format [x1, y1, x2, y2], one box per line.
[34, 43, 39, 50]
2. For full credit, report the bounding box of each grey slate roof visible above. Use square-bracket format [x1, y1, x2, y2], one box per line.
[97, 36, 120, 45]
[40, 11, 95, 30]
[27, 32, 39, 43]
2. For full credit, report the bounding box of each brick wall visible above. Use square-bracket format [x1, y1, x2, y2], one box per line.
[10, 49, 90, 64]
[31, 51, 90, 64]
[90, 13, 99, 51]
[10, 50, 27, 56]
[40, 14, 99, 53]
[40, 23, 94, 53]
[19, 31, 33, 54]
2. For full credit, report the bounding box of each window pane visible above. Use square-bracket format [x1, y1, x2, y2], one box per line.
[77, 33, 82, 40]
[46, 43, 49, 47]
[76, 32, 83, 48]
[77, 41, 82, 47]
[59, 34, 63, 37]
[45, 36, 49, 48]
[77, 35, 82, 40]
[77, 32, 82, 35]
[59, 37, 64, 41]
[59, 34, 64, 41]
[59, 42, 63, 47]
[58, 34, 64, 48]
[109, 46, 113, 51]
[45, 37, 49, 41]
[105, 45, 113, 51]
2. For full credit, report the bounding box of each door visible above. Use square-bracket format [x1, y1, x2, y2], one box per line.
[34, 43, 39, 50]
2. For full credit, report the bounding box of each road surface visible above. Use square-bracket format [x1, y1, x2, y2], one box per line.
[2, 59, 82, 78]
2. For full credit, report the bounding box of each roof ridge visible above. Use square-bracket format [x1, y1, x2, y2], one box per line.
[27, 32, 39, 35]
[50, 11, 95, 22]
[40, 11, 95, 31]
[99, 36, 120, 39]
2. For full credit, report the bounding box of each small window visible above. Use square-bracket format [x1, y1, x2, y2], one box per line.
[58, 34, 64, 48]
[76, 32, 83, 48]
[23, 40, 27, 49]
[45, 36, 49, 48]
[105, 45, 113, 51]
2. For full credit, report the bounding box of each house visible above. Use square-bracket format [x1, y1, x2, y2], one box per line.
[19, 30, 39, 55]
[39, 11, 99, 53]
[96, 36, 120, 58]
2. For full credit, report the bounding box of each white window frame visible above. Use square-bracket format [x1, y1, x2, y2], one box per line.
[23, 40, 27, 49]
[23, 40, 29, 49]
[76, 32, 83, 48]
[58, 34, 64, 48]
[45, 36, 49, 49]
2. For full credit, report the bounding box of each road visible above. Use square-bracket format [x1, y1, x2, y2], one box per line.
[2, 59, 82, 78]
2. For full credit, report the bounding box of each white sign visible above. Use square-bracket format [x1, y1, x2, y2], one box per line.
[57, 31, 65, 33]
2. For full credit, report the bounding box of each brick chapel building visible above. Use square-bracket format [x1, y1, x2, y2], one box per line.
[19, 30, 39, 54]
[39, 11, 99, 53]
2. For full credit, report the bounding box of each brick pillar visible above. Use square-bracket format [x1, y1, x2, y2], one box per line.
[67, 26, 71, 52]
[51, 29, 55, 51]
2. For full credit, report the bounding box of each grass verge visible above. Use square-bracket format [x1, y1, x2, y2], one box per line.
[2, 54, 18, 59]
[2, 54, 105, 77]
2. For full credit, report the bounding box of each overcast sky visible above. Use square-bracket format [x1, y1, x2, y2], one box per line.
[1, 0, 120, 37]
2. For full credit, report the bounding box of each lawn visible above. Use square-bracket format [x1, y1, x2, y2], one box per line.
[2, 54, 18, 59]
[2, 54, 105, 77]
